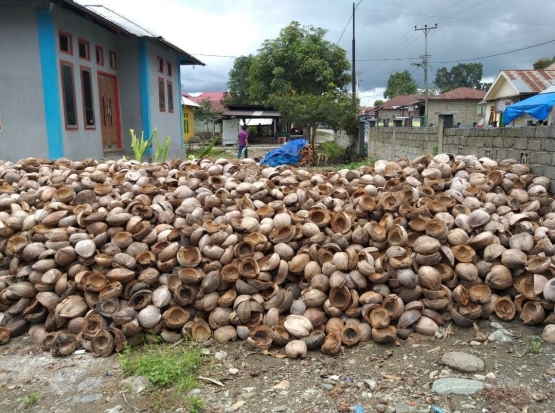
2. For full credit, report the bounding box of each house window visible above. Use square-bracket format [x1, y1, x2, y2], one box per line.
[477, 105, 486, 115]
[166, 61, 172, 76]
[78, 38, 90, 60]
[59, 31, 72, 55]
[157, 56, 164, 73]
[167, 81, 174, 112]
[109, 51, 117, 69]
[95, 46, 104, 66]
[60, 61, 77, 129]
[158, 77, 165, 111]
[80, 67, 95, 128]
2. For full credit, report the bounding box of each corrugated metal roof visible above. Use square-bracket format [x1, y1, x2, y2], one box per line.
[504, 70, 555, 94]
[381, 94, 424, 110]
[182, 96, 200, 107]
[431, 87, 486, 100]
[183, 91, 226, 113]
[222, 110, 281, 117]
[84, 5, 158, 37]
[70, 2, 203, 65]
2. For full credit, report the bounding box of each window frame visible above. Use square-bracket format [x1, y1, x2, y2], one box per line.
[166, 61, 172, 76]
[184, 110, 189, 134]
[167, 80, 174, 113]
[58, 30, 73, 55]
[95, 45, 104, 66]
[157, 56, 164, 73]
[80, 65, 96, 130]
[109, 50, 117, 70]
[60, 60, 78, 130]
[158, 77, 166, 112]
[77, 38, 90, 61]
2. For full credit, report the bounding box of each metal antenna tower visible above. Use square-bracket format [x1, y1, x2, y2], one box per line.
[414, 24, 437, 126]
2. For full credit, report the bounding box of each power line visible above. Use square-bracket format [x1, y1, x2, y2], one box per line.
[188, 53, 239, 58]
[337, 0, 363, 45]
[181, 77, 228, 85]
[357, 8, 555, 26]
[431, 38, 555, 64]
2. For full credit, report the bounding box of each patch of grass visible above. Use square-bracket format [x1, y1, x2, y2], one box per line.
[529, 337, 543, 355]
[338, 157, 376, 170]
[480, 385, 528, 411]
[22, 392, 39, 408]
[187, 396, 205, 413]
[431, 145, 439, 156]
[119, 343, 202, 389]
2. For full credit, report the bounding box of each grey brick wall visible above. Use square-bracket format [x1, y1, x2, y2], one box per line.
[368, 125, 555, 192]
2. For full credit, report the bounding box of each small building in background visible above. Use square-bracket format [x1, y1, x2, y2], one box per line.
[482, 64, 555, 126]
[181, 96, 199, 142]
[377, 95, 424, 126]
[183, 91, 226, 135]
[428, 87, 486, 127]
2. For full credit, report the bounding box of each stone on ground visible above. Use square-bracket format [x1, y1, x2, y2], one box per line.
[441, 352, 484, 372]
[432, 378, 486, 395]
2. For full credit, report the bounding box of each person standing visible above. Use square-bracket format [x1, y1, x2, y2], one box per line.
[238, 125, 249, 159]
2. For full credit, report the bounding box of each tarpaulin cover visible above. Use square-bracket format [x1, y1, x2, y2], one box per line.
[259, 139, 308, 167]
[503, 92, 555, 124]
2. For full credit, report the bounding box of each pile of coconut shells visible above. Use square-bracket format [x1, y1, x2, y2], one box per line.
[1, 153, 555, 358]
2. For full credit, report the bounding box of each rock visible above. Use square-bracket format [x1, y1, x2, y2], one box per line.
[543, 325, 555, 343]
[469, 341, 481, 346]
[364, 379, 377, 391]
[321, 383, 334, 390]
[488, 330, 513, 342]
[376, 404, 387, 413]
[80, 394, 103, 403]
[188, 389, 202, 396]
[486, 372, 496, 379]
[460, 404, 476, 409]
[473, 374, 486, 381]
[272, 406, 287, 412]
[231, 400, 246, 411]
[229, 368, 239, 375]
[104, 406, 123, 413]
[273, 380, 291, 390]
[432, 378, 487, 395]
[441, 352, 484, 373]
[395, 404, 414, 412]
[201, 349, 211, 356]
[132, 375, 150, 394]
[215, 351, 228, 360]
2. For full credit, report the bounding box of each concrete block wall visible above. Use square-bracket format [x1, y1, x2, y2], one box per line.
[368, 127, 438, 160]
[368, 125, 555, 192]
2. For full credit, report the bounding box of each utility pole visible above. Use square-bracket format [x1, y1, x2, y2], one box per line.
[414, 24, 437, 126]
[352, 2, 356, 97]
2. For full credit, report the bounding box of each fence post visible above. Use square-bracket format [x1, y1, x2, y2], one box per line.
[437, 115, 444, 153]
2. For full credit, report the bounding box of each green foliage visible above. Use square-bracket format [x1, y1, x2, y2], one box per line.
[249, 21, 351, 102]
[533, 56, 555, 70]
[198, 136, 220, 159]
[187, 396, 205, 413]
[22, 392, 39, 408]
[373, 99, 384, 106]
[223, 54, 255, 106]
[152, 129, 171, 163]
[247, 126, 257, 138]
[194, 99, 220, 135]
[130, 129, 154, 161]
[431, 145, 439, 156]
[530, 338, 543, 355]
[434, 63, 486, 93]
[322, 141, 345, 158]
[119, 343, 202, 390]
[384, 70, 418, 99]
[339, 157, 376, 170]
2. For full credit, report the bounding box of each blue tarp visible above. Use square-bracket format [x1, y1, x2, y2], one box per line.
[259, 139, 308, 167]
[503, 92, 555, 124]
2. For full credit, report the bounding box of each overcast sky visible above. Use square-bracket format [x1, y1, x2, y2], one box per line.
[83, 0, 555, 105]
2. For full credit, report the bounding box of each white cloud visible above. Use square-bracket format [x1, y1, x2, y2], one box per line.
[359, 88, 386, 106]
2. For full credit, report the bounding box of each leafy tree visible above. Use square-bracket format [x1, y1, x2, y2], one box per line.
[249, 21, 351, 101]
[247, 21, 356, 152]
[434, 63, 484, 93]
[373, 99, 384, 106]
[383, 71, 418, 99]
[194, 98, 220, 138]
[479, 82, 492, 91]
[533, 57, 555, 70]
[222, 54, 255, 106]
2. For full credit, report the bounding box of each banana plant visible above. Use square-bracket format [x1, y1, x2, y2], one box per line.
[130, 129, 154, 161]
[152, 129, 171, 163]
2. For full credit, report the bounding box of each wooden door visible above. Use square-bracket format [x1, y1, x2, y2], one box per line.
[98, 73, 120, 151]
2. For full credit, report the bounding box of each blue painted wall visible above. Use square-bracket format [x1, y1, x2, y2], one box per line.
[138, 38, 152, 155]
[37, 8, 64, 159]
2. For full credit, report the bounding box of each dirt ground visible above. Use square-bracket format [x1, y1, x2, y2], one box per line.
[1, 317, 554, 413]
